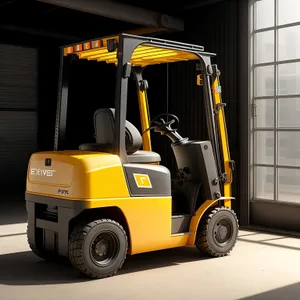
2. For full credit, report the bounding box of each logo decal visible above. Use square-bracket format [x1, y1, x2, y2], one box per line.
[30, 168, 56, 177]
[133, 173, 152, 188]
[58, 189, 69, 195]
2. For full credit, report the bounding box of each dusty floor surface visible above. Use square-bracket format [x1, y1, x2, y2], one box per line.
[1, 203, 300, 300]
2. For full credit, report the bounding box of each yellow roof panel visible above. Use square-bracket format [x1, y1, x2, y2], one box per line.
[64, 37, 198, 66]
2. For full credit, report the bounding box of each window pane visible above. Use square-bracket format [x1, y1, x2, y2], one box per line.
[254, 31, 274, 63]
[278, 63, 300, 95]
[254, 131, 274, 164]
[278, 168, 300, 203]
[278, 0, 300, 26]
[254, 99, 274, 128]
[278, 132, 300, 166]
[254, 166, 274, 200]
[254, 0, 274, 30]
[278, 26, 300, 61]
[278, 98, 300, 127]
[254, 66, 274, 97]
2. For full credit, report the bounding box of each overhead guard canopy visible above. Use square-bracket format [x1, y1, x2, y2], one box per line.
[63, 34, 210, 67]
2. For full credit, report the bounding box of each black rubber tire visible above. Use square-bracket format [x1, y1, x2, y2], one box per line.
[27, 224, 57, 260]
[69, 219, 128, 279]
[195, 206, 239, 257]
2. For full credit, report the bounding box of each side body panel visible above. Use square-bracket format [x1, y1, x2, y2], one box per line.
[123, 163, 171, 197]
[26, 150, 188, 255]
[26, 194, 189, 255]
[83, 197, 188, 254]
[187, 199, 219, 246]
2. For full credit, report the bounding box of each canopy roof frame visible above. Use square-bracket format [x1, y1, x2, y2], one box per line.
[55, 33, 218, 166]
[62, 33, 216, 67]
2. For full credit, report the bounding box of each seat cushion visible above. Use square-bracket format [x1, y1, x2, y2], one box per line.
[79, 143, 112, 152]
[79, 144, 161, 164]
[128, 150, 161, 164]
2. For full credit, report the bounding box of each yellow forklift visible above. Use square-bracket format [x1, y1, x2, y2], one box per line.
[25, 33, 238, 279]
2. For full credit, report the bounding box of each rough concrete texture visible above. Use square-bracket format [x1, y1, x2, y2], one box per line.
[1, 220, 300, 300]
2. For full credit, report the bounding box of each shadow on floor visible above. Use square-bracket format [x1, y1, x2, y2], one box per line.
[237, 237, 300, 251]
[0, 232, 26, 238]
[239, 282, 300, 300]
[0, 246, 210, 286]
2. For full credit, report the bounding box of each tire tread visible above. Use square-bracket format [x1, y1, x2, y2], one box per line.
[195, 206, 239, 257]
[69, 218, 128, 279]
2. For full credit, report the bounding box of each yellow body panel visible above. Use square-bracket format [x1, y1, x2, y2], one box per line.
[187, 200, 218, 245]
[212, 77, 232, 208]
[82, 196, 188, 254]
[26, 150, 190, 255]
[27, 151, 129, 200]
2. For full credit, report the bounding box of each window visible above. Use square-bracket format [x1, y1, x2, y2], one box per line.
[254, 31, 274, 63]
[254, 0, 274, 30]
[251, 0, 300, 204]
[278, 63, 300, 95]
[254, 131, 274, 164]
[278, 98, 300, 127]
[254, 66, 274, 96]
[278, 26, 300, 60]
[254, 166, 274, 200]
[278, 168, 300, 202]
[254, 99, 274, 128]
[278, 0, 300, 26]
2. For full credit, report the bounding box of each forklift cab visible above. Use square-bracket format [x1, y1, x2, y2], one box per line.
[26, 33, 238, 279]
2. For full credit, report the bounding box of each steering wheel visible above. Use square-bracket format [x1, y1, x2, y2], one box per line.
[144, 113, 180, 134]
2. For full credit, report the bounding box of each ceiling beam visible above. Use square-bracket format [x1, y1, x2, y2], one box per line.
[36, 0, 184, 31]
[177, 0, 226, 11]
[124, 27, 169, 36]
[0, 23, 169, 47]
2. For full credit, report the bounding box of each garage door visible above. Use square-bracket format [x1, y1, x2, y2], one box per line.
[0, 44, 38, 193]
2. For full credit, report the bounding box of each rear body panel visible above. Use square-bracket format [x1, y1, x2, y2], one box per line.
[26, 150, 190, 257]
[27, 151, 129, 199]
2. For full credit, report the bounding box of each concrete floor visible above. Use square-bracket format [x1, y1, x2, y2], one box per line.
[1, 206, 300, 300]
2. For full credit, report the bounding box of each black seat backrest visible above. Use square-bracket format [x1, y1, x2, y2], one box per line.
[93, 108, 142, 154]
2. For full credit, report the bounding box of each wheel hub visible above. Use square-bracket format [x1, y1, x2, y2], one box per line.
[90, 231, 120, 267]
[213, 218, 232, 246]
[95, 239, 108, 256]
[218, 225, 228, 239]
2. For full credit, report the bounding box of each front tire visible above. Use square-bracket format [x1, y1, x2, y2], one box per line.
[195, 206, 238, 257]
[69, 219, 128, 279]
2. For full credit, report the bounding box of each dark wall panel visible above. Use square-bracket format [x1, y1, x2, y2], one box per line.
[0, 111, 37, 188]
[0, 44, 37, 110]
[0, 44, 38, 192]
[250, 200, 300, 232]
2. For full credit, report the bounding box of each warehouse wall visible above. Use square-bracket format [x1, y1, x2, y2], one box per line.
[0, 44, 38, 193]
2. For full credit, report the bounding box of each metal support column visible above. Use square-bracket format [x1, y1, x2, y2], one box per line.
[54, 50, 71, 151]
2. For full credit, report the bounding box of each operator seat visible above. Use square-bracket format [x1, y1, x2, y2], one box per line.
[79, 108, 161, 164]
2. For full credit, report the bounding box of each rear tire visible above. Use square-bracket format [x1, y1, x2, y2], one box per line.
[69, 219, 128, 279]
[195, 206, 238, 257]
